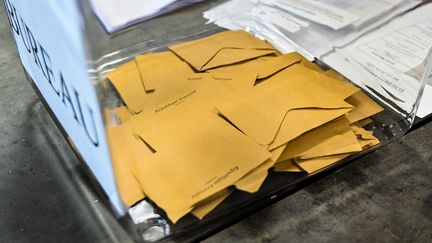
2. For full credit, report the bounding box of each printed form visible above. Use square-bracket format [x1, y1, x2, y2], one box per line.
[324, 4, 432, 117]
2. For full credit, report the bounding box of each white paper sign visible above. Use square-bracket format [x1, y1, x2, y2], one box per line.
[3, 0, 125, 215]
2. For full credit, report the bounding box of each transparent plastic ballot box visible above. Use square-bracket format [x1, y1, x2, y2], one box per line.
[4, 0, 432, 242]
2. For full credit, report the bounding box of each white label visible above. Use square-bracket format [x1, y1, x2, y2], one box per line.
[273, 0, 359, 30]
[253, 5, 308, 33]
[4, 0, 125, 215]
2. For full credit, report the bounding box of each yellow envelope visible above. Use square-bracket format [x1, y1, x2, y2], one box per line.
[277, 118, 362, 162]
[106, 60, 148, 113]
[273, 160, 303, 173]
[345, 91, 384, 123]
[169, 30, 275, 71]
[106, 124, 146, 206]
[234, 159, 275, 193]
[135, 51, 195, 92]
[115, 106, 133, 123]
[191, 189, 232, 220]
[201, 48, 276, 71]
[266, 65, 359, 150]
[217, 73, 353, 147]
[129, 80, 270, 222]
[270, 146, 285, 162]
[355, 118, 373, 127]
[294, 125, 380, 173]
[269, 108, 353, 150]
[351, 124, 380, 149]
[295, 153, 351, 174]
[183, 72, 257, 93]
[295, 52, 322, 72]
[207, 53, 300, 79]
[323, 69, 348, 81]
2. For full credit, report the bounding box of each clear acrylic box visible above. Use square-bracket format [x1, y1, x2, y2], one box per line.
[5, 0, 432, 241]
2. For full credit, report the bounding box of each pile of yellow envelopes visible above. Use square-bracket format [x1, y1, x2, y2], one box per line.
[105, 30, 383, 223]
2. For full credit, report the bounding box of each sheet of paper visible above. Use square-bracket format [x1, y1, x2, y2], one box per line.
[253, 5, 309, 33]
[323, 4, 432, 116]
[203, 0, 256, 31]
[416, 83, 432, 118]
[313, 0, 401, 28]
[128, 79, 270, 222]
[270, 0, 359, 30]
[89, 0, 205, 33]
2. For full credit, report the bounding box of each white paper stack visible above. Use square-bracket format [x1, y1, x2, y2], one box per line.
[204, 0, 422, 58]
[90, 0, 206, 33]
[254, 0, 422, 58]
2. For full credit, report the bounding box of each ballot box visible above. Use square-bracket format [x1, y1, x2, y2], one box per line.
[4, 0, 432, 241]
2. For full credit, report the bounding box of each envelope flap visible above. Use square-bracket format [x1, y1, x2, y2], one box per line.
[208, 53, 301, 79]
[200, 48, 276, 70]
[106, 61, 147, 113]
[135, 51, 194, 91]
[169, 30, 274, 71]
[346, 91, 384, 123]
[269, 107, 353, 150]
[218, 74, 353, 146]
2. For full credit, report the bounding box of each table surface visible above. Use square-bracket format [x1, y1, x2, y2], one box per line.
[1, 2, 432, 243]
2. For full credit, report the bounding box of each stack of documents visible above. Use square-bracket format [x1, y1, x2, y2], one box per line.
[204, 0, 422, 58]
[105, 30, 383, 223]
[90, 0, 206, 33]
[323, 3, 432, 118]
